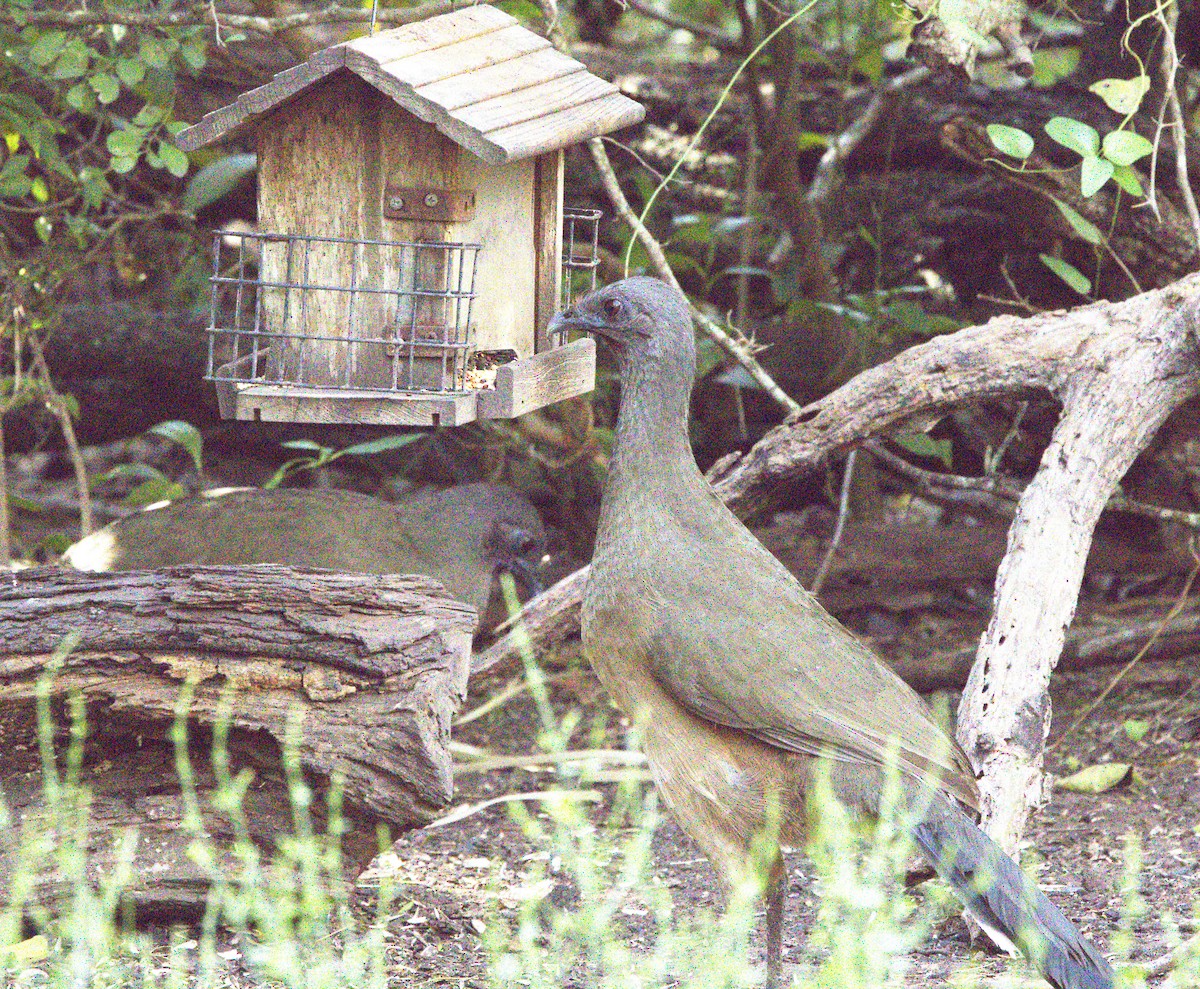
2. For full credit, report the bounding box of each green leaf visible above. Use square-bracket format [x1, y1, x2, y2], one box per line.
[1089, 75, 1150, 115]
[34, 215, 51, 242]
[89, 72, 120, 104]
[1045, 116, 1100, 158]
[139, 37, 170, 69]
[280, 439, 325, 452]
[157, 141, 189, 178]
[1057, 762, 1132, 794]
[1123, 719, 1150, 742]
[262, 458, 309, 490]
[1111, 164, 1144, 197]
[7, 494, 44, 513]
[106, 127, 143, 157]
[133, 104, 165, 127]
[338, 434, 423, 457]
[1079, 155, 1113, 197]
[1054, 200, 1103, 245]
[1030, 45, 1080, 88]
[180, 36, 207, 71]
[1039, 254, 1092, 295]
[182, 153, 256, 212]
[795, 131, 829, 152]
[1102, 130, 1154, 167]
[124, 478, 186, 508]
[115, 57, 145, 86]
[94, 462, 170, 486]
[986, 124, 1035, 161]
[894, 432, 952, 469]
[65, 83, 95, 113]
[110, 154, 137, 174]
[51, 39, 91, 80]
[28, 31, 66, 67]
[29, 176, 48, 203]
[148, 419, 203, 471]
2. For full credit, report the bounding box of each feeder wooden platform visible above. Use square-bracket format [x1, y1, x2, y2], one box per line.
[213, 337, 595, 426]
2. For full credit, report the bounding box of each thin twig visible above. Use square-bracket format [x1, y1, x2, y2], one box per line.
[1050, 561, 1200, 751]
[0, 0, 466, 32]
[1142, 929, 1200, 976]
[621, 0, 737, 48]
[28, 336, 92, 537]
[0, 421, 9, 569]
[454, 748, 648, 773]
[587, 138, 801, 415]
[1157, 0, 1200, 247]
[868, 437, 1200, 530]
[810, 449, 856, 596]
[807, 66, 929, 210]
[424, 789, 603, 829]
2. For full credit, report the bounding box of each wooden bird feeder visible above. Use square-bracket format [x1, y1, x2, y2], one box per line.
[176, 6, 643, 427]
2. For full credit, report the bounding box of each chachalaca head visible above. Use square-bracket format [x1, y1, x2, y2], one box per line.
[551, 277, 1113, 989]
[63, 482, 545, 631]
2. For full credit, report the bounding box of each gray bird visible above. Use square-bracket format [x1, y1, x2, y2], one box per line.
[63, 482, 545, 629]
[549, 277, 1112, 989]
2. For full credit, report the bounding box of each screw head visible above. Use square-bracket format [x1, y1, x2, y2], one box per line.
[424, 193, 439, 207]
[388, 196, 404, 210]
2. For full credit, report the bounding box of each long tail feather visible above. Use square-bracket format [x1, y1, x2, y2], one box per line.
[910, 796, 1113, 989]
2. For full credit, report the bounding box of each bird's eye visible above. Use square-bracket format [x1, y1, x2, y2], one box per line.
[603, 297, 624, 319]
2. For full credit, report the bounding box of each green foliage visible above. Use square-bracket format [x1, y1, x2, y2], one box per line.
[1038, 254, 1092, 296]
[894, 432, 952, 469]
[263, 433, 425, 489]
[1, 8, 211, 323]
[0, 642, 391, 989]
[92, 418, 203, 506]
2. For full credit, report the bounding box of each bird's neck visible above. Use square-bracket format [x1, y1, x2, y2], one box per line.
[597, 362, 710, 544]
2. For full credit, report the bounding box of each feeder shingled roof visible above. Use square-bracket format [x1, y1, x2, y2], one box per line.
[176, 5, 644, 165]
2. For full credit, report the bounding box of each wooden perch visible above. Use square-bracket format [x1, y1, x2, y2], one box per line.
[479, 272, 1200, 854]
[0, 565, 475, 918]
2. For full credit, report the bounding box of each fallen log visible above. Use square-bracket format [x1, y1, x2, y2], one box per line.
[0, 564, 474, 918]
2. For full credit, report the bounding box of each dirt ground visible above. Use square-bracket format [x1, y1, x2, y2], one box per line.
[367, 651, 1200, 988]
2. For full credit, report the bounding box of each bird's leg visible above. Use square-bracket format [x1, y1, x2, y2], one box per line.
[764, 853, 786, 989]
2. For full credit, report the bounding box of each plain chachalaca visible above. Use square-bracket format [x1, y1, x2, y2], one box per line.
[548, 278, 1113, 989]
[63, 483, 545, 629]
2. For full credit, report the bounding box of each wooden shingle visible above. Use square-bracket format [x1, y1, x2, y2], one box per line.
[176, 5, 644, 164]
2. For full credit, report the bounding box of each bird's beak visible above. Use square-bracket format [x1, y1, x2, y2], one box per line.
[548, 307, 634, 346]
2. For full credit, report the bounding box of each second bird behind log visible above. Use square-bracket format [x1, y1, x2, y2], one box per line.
[549, 278, 1113, 989]
[63, 482, 545, 630]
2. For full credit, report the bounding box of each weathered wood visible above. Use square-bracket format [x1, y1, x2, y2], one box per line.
[485, 93, 646, 162]
[534, 151, 565, 351]
[418, 48, 583, 112]
[456, 155, 537, 356]
[349, 4, 513, 64]
[257, 75, 383, 390]
[222, 383, 479, 426]
[175, 6, 645, 167]
[0, 565, 475, 917]
[455, 72, 617, 134]
[377, 26, 551, 90]
[476, 338, 595, 419]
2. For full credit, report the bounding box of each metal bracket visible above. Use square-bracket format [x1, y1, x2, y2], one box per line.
[383, 186, 476, 223]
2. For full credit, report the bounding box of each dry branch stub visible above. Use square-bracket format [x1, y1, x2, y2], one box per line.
[0, 565, 474, 918]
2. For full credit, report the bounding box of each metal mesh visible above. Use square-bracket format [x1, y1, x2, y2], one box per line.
[560, 207, 601, 310]
[205, 230, 481, 394]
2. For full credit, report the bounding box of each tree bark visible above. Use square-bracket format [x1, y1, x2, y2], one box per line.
[0, 565, 474, 918]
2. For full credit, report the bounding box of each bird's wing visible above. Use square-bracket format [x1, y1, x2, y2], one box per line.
[639, 507, 979, 810]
